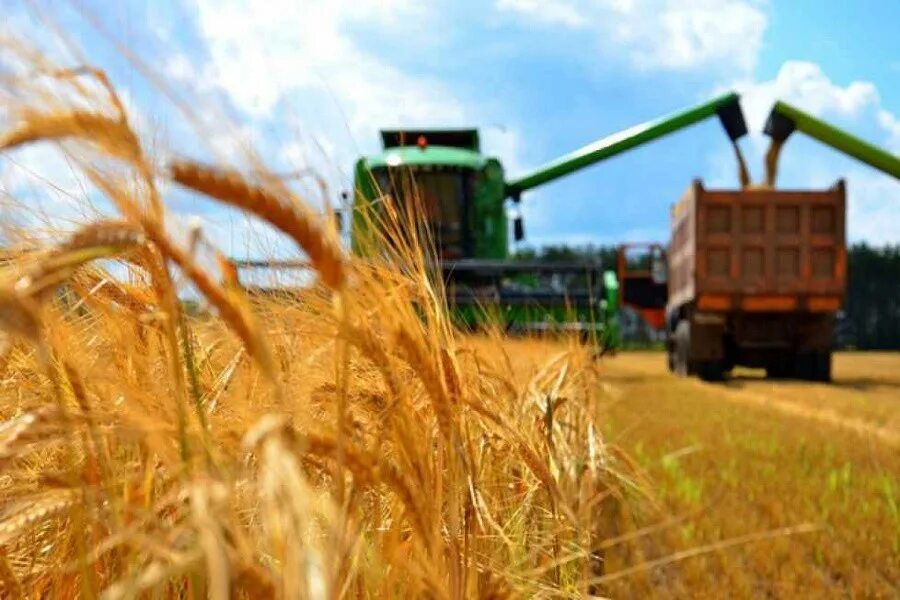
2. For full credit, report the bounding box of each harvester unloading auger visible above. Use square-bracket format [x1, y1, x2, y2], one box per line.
[349, 92, 749, 349]
[763, 100, 900, 184]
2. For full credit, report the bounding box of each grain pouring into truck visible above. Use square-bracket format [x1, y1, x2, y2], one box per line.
[665, 101, 899, 382]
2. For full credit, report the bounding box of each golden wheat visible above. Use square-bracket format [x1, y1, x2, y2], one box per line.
[0, 110, 141, 162]
[169, 161, 345, 291]
[0, 39, 635, 598]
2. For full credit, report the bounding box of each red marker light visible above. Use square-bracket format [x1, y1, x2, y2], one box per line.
[417, 135, 428, 149]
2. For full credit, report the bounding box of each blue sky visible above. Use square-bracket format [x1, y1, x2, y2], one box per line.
[3, 0, 899, 259]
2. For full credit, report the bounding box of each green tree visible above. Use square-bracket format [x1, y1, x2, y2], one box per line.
[842, 244, 900, 349]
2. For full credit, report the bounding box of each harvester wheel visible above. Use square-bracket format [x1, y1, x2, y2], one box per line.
[673, 320, 690, 376]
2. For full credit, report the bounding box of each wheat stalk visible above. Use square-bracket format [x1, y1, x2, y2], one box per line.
[0, 288, 42, 342]
[299, 431, 429, 544]
[189, 479, 231, 600]
[15, 220, 146, 298]
[169, 161, 345, 290]
[0, 489, 81, 546]
[0, 110, 141, 162]
[0, 38, 638, 598]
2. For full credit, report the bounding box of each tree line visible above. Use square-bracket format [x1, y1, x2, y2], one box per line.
[839, 244, 900, 349]
[515, 243, 900, 350]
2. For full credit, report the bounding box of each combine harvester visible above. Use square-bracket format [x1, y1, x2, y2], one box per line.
[348, 93, 748, 350]
[666, 102, 900, 382]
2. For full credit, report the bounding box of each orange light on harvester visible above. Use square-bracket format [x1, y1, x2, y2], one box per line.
[417, 135, 428, 149]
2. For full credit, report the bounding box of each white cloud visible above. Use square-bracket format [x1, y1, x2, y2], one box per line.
[184, 0, 482, 191]
[878, 110, 900, 153]
[616, 0, 767, 73]
[495, 0, 767, 74]
[163, 52, 196, 84]
[481, 127, 527, 177]
[495, 0, 587, 27]
[732, 61, 880, 132]
[190, 0, 463, 129]
[845, 168, 900, 244]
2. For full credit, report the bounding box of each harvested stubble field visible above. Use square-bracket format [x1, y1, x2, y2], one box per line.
[589, 349, 900, 597]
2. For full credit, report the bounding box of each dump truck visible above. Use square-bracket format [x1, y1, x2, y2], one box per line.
[350, 93, 748, 349]
[666, 180, 847, 381]
[665, 101, 899, 381]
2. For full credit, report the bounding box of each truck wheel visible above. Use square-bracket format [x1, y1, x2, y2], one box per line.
[673, 320, 690, 376]
[793, 352, 815, 380]
[695, 360, 725, 382]
[813, 351, 832, 382]
[722, 336, 737, 373]
[766, 353, 793, 379]
[792, 352, 830, 382]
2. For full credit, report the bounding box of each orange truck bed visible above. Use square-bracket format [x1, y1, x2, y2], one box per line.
[668, 179, 846, 315]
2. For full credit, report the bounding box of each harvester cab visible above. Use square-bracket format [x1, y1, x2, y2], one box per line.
[351, 93, 750, 348]
[361, 128, 492, 261]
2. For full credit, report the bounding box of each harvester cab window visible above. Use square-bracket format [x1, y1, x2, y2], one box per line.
[376, 167, 472, 259]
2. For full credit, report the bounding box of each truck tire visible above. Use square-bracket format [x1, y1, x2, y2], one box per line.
[673, 320, 690, 376]
[790, 351, 831, 382]
[793, 352, 815, 380]
[766, 353, 794, 379]
[695, 360, 725, 382]
[722, 336, 737, 373]
[813, 351, 832, 382]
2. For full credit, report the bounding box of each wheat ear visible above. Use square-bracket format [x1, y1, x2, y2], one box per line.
[0, 110, 141, 162]
[16, 220, 146, 298]
[169, 161, 345, 290]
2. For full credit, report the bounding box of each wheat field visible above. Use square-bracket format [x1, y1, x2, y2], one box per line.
[2, 34, 898, 600]
[0, 41, 644, 598]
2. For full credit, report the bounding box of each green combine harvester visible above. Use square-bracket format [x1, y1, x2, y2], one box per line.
[350, 92, 748, 349]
